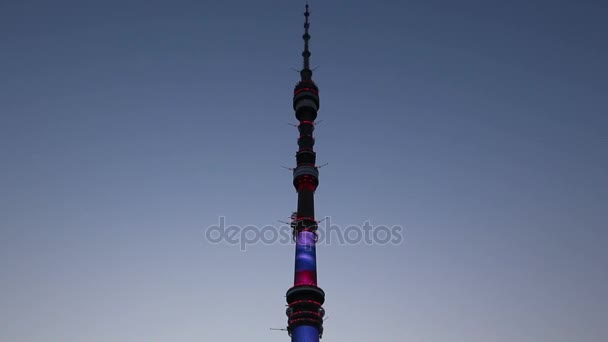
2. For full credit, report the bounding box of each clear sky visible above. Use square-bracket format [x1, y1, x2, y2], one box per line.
[1, 0, 607, 341]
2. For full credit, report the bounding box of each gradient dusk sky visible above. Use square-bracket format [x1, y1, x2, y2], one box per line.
[1, 0, 607, 341]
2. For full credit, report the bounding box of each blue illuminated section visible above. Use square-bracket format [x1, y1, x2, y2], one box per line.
[292, 325, 320, 342]
[294, 231, 317, 285]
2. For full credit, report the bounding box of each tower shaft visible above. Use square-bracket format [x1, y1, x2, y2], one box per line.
[285, 4, 325, 342]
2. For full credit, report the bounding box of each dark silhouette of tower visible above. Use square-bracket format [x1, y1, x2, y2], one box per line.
[284, 4, 325, 342]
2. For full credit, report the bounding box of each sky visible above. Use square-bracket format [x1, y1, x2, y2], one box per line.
[1, 0, 607, 341]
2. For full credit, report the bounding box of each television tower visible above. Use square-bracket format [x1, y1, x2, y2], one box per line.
[284, 4, 326, 342]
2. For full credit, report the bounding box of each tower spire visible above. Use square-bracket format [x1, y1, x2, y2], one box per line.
[301, 3, 313, 81]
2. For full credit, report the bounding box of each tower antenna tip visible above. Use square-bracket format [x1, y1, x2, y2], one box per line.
[301, 1, 312, 75]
